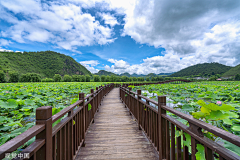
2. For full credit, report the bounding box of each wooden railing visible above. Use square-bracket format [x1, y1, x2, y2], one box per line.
[0, 84, 114, 160]
[120, 86, 240, 160]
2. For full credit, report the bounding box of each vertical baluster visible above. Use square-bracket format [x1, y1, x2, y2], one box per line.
[137, 90, 141, 130]
[52, 135, 56, 160]
[166, 120, 170, 160]
[158, 96, 166, 159]
[91, 89, 94, 123]
[191, 137, 196, 160]
[171, 123, 175, 160]
[129, 87, 132, 114]
[79, 93, 85, 147]
[62, 125, 66, 160]
[176, 127, 181, 160]
[153, 112, 155, 147]
[150, 109, 152, 141]
[204, 145, 213, 160]
[57, 130, 62, 160]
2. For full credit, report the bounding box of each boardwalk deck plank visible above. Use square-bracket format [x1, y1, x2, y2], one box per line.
[75, 88, 159, 160]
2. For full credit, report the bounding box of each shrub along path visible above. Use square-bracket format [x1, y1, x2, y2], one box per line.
[76, 88, 159, 160]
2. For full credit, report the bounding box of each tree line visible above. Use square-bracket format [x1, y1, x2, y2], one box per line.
[0, 71, 176, 83]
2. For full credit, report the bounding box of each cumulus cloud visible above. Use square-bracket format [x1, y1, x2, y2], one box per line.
[98, 12, 119, 27]
[80, 60, 99, 73]
[0, 0, 116, 51]
[0, 39, 12, 46]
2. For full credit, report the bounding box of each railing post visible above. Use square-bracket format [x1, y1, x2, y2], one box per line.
[96, 87, 98, 111]
[79, 93, 85, 147]
[137, 90, 141, 130]
[128, 87, 132, 114]
[158, 96, 166, 160]
[91, 89, 94, 123]
[36, 106, 52, 160]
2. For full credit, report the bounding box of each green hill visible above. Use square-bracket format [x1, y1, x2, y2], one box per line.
[0, 51, 91, 78]
[170, 62, 232, 77]
[95, 70, 118, 76]
[120, 72, 131, 77]
[222, 64, 240, 77]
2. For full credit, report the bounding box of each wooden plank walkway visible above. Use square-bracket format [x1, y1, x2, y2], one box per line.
[76, 88, 159, 160]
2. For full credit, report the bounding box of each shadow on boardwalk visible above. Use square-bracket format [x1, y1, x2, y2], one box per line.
[76, 88, 159, 160]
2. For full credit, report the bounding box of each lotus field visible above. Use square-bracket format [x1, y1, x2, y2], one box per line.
[1, 81, 240, 157]
[132, 81, 240, 156]
[0, 82, 109, 148]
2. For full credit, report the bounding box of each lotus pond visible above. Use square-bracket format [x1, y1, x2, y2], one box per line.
[0, 82, 109, 148]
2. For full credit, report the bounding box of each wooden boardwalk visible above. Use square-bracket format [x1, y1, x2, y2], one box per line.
[76, 88, 159, 160]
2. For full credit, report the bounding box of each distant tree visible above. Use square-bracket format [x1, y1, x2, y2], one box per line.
[85, 75, 90, 82]
[132, 77, 137, 82]
[151, 77, 157, 81]
[30, 73, 42, 82]
[105, 76, 110, 82]
[80, 75, 86, 82]
[63, 75, 72, 82]
[9, 71, 19, 82]
[93, 75, 100, 82]
[235, 74, 240, 81]
[137, 77, 144, 81]
[20, 74, 31, 82]
[0, 70, 6, 83]
[53, 74, 62, 82]
[216, 74, 221, 79]
[110, 75, 116, 82]
[72, 75, 81, 82]
[121, 76, 128, 82]
[20, 73, 41, 82]
[164, 77, 171, 80]
[101, 75, 106, 82]
[208, 76, 216, 81]
[158, 76, 164, 81]
[146, 77, 150, 81]
[42, 78, 54, 82]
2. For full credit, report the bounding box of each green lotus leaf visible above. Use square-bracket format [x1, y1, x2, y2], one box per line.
[195, 144, 206, 160]
[206, 111, 229, 121]
[231, 125, 240, 131]
[223, 118, 232, 125]
[0, 99, 18, 108]
[24, 99, 35, 106]
[192, 111, 206, 119]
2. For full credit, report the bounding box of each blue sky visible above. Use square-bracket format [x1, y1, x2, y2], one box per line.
[0, 0, 240, 74]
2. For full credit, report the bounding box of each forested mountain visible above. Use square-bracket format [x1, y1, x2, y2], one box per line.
[0, 51, 91, 78]
[158, 73, 174, 76]
[95, 70, 118, 76]
[120, 72, 131, 77]
[222, 64, 240, 77]
[169, 62, 232, 77]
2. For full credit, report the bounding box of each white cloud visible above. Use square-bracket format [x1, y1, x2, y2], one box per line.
[121, 0, 240, 66]
[0, 39, 12, 46]
[98, 12, 119, 27]
[80, 60, 99, 66]
[0, 0, 116, 51]
[80, 60, 99, 73]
